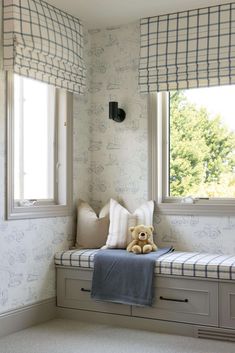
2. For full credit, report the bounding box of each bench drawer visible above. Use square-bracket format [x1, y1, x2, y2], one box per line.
[57, 268, 131, 315]
[132, 277, 218, 326]
[219, 282, 235, 329]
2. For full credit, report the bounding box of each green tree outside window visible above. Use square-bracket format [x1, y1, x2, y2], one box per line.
[170, 91, 235, 198]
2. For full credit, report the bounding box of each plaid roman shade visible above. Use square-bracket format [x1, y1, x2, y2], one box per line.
[3, 0, 86, 94]
[139, 3, 235, 93]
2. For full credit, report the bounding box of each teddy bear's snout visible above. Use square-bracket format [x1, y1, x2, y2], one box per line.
[139, 232, 147, 239]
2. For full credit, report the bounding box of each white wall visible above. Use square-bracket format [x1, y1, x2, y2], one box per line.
[0, 3, 91, 314]
[87, 23, 235, 255]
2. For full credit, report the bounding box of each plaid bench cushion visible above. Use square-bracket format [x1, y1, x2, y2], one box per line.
[55, 249, 99, 269]
[54, 249, 235, 280]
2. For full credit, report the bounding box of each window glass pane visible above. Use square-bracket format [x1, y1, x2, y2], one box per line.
[169, 86, 235, 198]
[14, 74, 54, 201]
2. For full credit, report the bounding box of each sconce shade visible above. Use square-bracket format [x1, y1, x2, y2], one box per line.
[109, 101, 126, 122]
[109, 101, 118, 120]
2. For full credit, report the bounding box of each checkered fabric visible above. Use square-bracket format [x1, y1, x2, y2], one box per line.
[139, 2, 235, 93]
[55, 249, 99, 268]
[155, 251, 235, 280]
[54, 249, 235, 280]
[3, 0, 85, 94]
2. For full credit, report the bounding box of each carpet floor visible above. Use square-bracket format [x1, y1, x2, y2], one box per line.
[0, 319, 234, 353]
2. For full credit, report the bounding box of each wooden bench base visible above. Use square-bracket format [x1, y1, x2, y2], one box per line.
[56, 266, 235, 339]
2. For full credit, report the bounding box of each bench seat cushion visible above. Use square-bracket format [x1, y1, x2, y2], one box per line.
[54, 249, 235, 280]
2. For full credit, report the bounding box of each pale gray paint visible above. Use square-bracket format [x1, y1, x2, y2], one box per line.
[56, 267, 235, 335]
[0, 298, 56, 338]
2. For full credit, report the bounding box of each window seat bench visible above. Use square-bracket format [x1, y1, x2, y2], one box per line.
[55, 249, 235, 340]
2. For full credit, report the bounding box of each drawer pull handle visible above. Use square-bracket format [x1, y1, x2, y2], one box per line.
[159, 296, 188, 303]
[81, 288, 91, 293]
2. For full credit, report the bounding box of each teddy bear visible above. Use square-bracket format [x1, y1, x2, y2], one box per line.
[126, 224, 158, 254]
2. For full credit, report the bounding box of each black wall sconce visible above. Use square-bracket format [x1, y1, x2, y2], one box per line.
[109, 101, 126, 123]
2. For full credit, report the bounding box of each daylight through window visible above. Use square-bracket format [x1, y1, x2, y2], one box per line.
[168, 86, 235, 199]
[14, 75, 55, 202]
[7, 73, 73, 219]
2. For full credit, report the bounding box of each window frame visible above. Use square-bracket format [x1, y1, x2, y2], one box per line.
[6, 72, 73, 220]
[148, 92, 235, 216]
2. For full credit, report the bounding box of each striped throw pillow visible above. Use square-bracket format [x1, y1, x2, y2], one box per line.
[105, 199, 154, 249]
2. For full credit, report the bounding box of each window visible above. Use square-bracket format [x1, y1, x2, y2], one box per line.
[149, 86, 235, 216]
[7, 73, 73, 219]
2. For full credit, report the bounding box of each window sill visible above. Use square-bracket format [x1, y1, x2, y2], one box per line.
[155, 202, 235, 216]
[7, 204, 73, 220]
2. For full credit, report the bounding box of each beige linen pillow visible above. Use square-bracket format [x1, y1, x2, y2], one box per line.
[105, 198, 154, 249]
[75, 200, 110, 249]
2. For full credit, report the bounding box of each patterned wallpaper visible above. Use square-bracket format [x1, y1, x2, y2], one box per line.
[155, 214, 235, 255]
[1, 15, 235, 316]
[0, 69, 74, 312]
[0, 3, 91, 314]
[87, 24, 148, 212]
[87, 22, 235, 255]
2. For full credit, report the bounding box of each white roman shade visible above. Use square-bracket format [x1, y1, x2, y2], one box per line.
[3, 0, 86, 94]
[139, 3, 235, 93]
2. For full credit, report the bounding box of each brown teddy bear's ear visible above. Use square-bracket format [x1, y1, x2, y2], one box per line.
[129, 226, 135, 232]
[149, 226, 154, 232]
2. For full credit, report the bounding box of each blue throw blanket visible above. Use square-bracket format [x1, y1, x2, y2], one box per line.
[91, 247, 173, 307]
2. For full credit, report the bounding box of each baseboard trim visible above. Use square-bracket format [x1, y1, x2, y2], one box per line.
[0, 297, 56, 338]
[56, 307, 195, 337]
